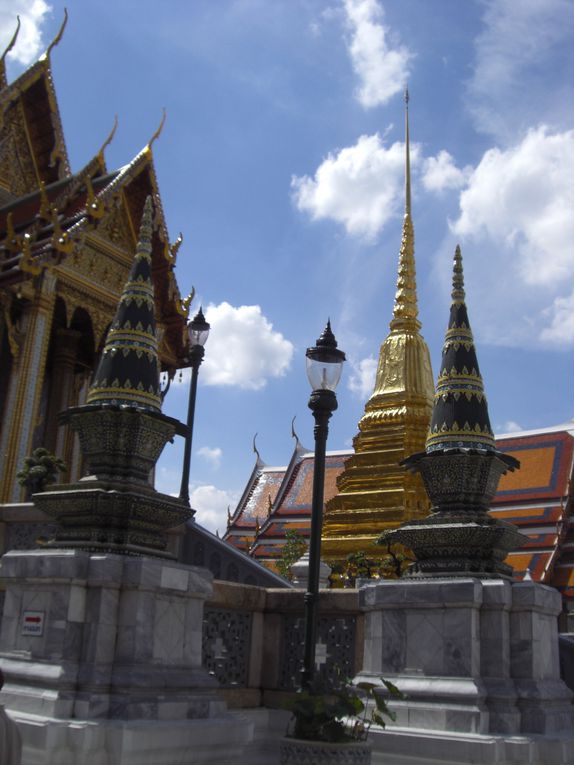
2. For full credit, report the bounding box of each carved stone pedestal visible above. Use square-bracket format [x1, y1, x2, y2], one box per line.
[355, 577, 574, 764]
[0, 549, 251, 764]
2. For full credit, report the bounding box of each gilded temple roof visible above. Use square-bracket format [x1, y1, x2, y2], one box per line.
[0, 53, 190, 368]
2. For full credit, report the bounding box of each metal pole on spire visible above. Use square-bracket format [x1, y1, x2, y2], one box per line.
[404, 86, 411, 217]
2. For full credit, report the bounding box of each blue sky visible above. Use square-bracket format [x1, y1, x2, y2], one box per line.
[2, 0, 573, 533]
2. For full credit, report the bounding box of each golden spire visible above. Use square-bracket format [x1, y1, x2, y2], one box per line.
[0, 15, 20, 87]
[322, 87, 434, 563]
[390, 87, 419, 331]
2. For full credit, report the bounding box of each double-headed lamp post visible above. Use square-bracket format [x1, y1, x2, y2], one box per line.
[179, 307, 210, 504]
[301, 320, 345, 692]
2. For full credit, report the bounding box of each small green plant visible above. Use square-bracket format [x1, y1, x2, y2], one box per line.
[377, 541, 414, 578]
[277, 529, 307, 580]
[285, 675, 402, 743]
[17, 447, 66, 495]
[346, 550, 380, 584]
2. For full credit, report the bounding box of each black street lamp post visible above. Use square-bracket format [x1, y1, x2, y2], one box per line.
[179, 307, 210, 504]
[301, 320, 345, 692]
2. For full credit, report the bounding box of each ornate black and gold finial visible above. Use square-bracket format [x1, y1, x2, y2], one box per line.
[87, 196, 162, 412]
[451, 243, 465, 304]
[426, 245, 495, 452]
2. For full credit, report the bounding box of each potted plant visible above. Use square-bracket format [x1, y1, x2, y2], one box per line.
[16, 447, 66, 498]
[280, 675, 402, 764]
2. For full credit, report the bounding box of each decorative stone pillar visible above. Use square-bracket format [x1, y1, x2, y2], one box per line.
[44, 328, 81, 466]
[510, 581, 574, 733]
[0, 272, 57, 502]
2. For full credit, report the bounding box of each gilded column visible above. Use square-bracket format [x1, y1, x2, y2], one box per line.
[0, 271, 57, 502]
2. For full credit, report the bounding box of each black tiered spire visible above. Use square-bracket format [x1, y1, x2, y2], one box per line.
[87, 196, 162, 412]
[378, 245, 525, 578]
[426, 245, 495, 452]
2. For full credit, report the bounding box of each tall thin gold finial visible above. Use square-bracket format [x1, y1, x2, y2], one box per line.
[45, 8, 68, 58]
[404, 86, 411, 217]
[390, 87, 419, 329]
[96, 115, 118, 168]
[0, 16, 21, 88]
[452, 244, 465, 304]
[1, 15, 21, 65]
[147, 109, 166, 151]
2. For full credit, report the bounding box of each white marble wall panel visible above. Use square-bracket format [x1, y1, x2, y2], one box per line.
[358, 576, 574, 737]
[0, 549, 223, 724]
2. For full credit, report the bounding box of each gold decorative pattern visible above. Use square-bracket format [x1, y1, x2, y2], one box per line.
[0, 104, 38, 195]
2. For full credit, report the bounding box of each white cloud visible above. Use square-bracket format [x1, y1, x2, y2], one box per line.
[292, 133, 417, 239]
[348, 355, 377, 398]
[342, 0, 411, 108]
[190, 484, 239, 535]
[449, 126, 574, 346]
[196, 446, 222, 469]
[0, 1, 51, 66]
[468, 0, 574, 139]
[422, 150, 471, 193]
[495, 420, 523, 434]
[540, 290, 574, 346]
[201, 302, 294, 390]
[452, 127, 574, 288]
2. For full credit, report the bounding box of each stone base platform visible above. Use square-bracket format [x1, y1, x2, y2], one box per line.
[369, 726, 574, 765]
[357, 578, 574, 739]
[0, 549, 254, 764]
[12, 711, 253, 765]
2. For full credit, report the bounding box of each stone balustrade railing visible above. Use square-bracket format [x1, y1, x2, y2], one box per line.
[204, 581, 363, 708]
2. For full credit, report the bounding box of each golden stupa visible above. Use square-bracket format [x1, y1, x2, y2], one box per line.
[321, 91, 434, 563]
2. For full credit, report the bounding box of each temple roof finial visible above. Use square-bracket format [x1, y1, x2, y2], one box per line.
[291, 416, 300, 448]
[96, 115, 118, 169]
[44, 8, 68, 59]
[1, 16, 21, 84]
[147, 108, 166, 151]
[252, 432, 265, 468]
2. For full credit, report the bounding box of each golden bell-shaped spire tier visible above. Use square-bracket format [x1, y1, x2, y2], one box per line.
[321, 91, 434, 563]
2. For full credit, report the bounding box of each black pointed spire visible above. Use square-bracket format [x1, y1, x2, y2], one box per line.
[87, 196, 162, 412]
[426, 245, 495, 452]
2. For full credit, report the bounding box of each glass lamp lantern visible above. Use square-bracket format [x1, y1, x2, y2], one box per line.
[305, 320, 345, 392]
[188, 307, 210, 348]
